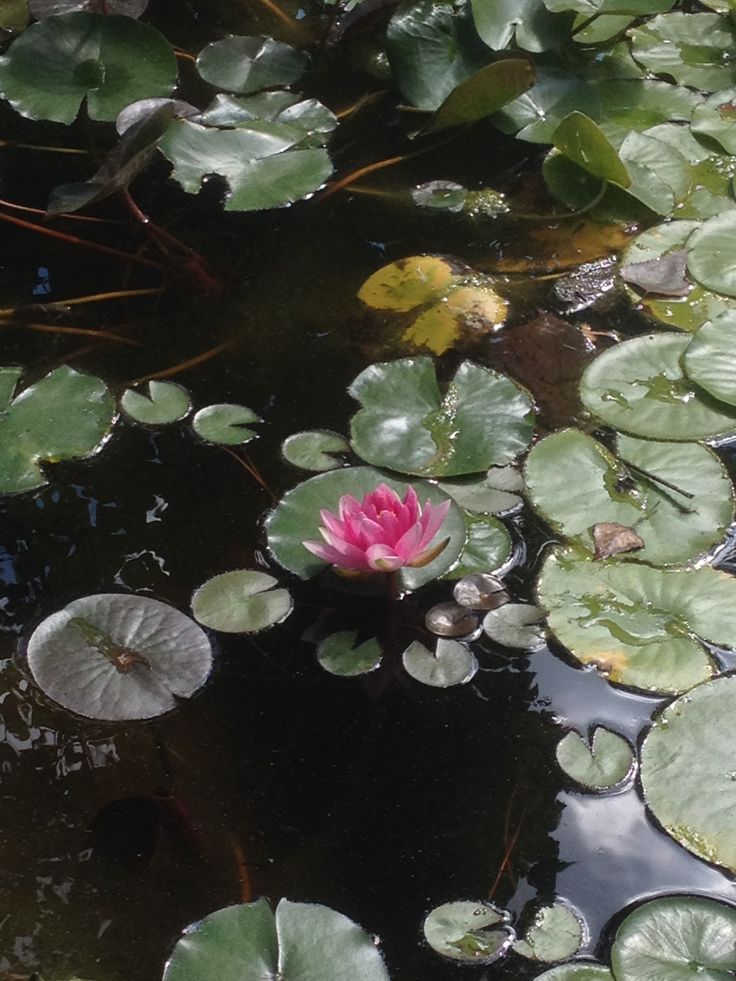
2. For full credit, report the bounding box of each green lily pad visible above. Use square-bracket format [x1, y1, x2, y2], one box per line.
[402, 638, 478, 687]
[30, 0, 148, 15]
[0, 12, 176, 123]
[423, 59, 535, 133]
[196, 35, 308, 95]
[443, 513, 512, 579]
[120, 381, 191, 426]
[691, 86, 736, 155]
[617, 130, 690, 216]
[533, 965, 613, 980]
[163, 897, 390, 981]
[317, 631, 383, 676]
[422, 901, 514, 963]
[349, 358, 534, 477]
[265, 466, 465, 592]
[26, 594, 213, 721]
[683, 311, 736, 405]
[551, 112, 629, 186]
[524, 428, 734, 565]
[192, 403, 260, 445]
[687, 212, 736, 298]
[579, 333, 736, 439]
[543, 0, 673, 12]
[611, 895, 736, 979]
[493, 69, 599, 143]
[537, 548, 736, 693]
[195, 92, 337, 141]
[482, 603, 547, 650]
[514, 902, 585, 961]
[191, 570, 292, 634]
[0, 365, 115, 495]
[282, 430, 349, 472]
[629, 13, 736, 92]
[437, 465, 524, 515]
[641, 674, 736, 873]
[471, 0, 569, 52]
[555, 727, 634, 789]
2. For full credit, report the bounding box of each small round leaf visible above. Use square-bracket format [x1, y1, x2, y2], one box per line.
[482, 603, 546, 650]
[514, 902, 585, 962]
[423, 900, 514, 964]
[556, 727, 634, 790]
[282, 430, 349, 472]
[316, 631, 382, 676]
[191, 570, 292, 634]
[120, 381, 191, 426]
[192, 404, 260, 445]
[402, 638, 478, 687]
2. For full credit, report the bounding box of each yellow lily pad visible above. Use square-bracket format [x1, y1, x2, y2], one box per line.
[401, 285, 508, 355]
[358, 255, 456, 312]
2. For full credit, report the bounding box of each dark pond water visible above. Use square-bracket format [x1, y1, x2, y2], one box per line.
[1, 2, 735, 979]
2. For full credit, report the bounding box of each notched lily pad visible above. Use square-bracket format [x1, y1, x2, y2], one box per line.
[316, 630, 382, 676]
[196, 35, 309, 95]
[438, 465, 524, 515]
[191, 570, 292, 634]
[683, 310, 736, 406]
[422, 900, 514, 964]
[402, 638, 478, 687]
[120, 381, 191, 426]
[482, 603, 546, 650]
[514, 901, 585, 962]
[281, 430, 350, 471]
[192, 403, 260, 445]
[556, 727, 634, 790]
[444, 513, 513, 579]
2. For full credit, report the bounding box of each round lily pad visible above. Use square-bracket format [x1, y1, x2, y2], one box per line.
[196, 35, 308, 95]
[556, 727, 634, 790]
[579, 333, 736, 440]
[265, 466, 465, 592]
[191, 570, 292, 634]
[683, 311, 736, 406]
[482, 603, 547, 650]
[120, 381, 191, 426]
[26, 594, 213, 721]
[400, 284, 508, 356]
[443, 513, 513, 580]
[629, 13, 736, 93]
[349, 358, 534, 478]
[438, 466, 524, 515]
[641, 674, 736, 873]
[358, 256, 456, 312]
[536, 548, 736, 694]
[691, 86, 736, 155]
[611, 895, 736, 980]
[422, 901, 514, 964]
[281, 430, 349, 472]
[163, 897, 390, 981]
[316, 631, 382, 676]
[687, 212, 736, 299]
[192, 403, 260, 445]
[533, 966, 613, 980]
[514, 902, 585, 962]
[402, 638, 478, 687]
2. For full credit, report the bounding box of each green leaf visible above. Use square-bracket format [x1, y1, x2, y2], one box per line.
[0, 12, 177, 123]
[120, 380, 191, 426]
[641, 675, 736, 874]
[571, 12, 633, 42]
[630, 13, 736, 93]
[482, 603, 547, 649]
[26, 594, 213, 721]
[195, 92, 337, 142]
[191, 570, 292, 633]
[444, 512, 513, 578]
[579, 332, 736, 439]
[349, 358, 534, 477]
[316, 631, 382, 676]
[423, 59, 535, 133]
[551, 112, 629, 185]
[617, 130, 690, 215]
[437, 465, 524, 515]
[422, 901, 514, 963]
[543, 0, 673, 11]
[30, 0, 148, 15]
[493, 69, 598, 143]
[472, 0, 569, 52]
[683, 311, 736, 405]
[691, 86, 736, 154]
[0, 0, 29, 34]
[402, 638, 478, 687]
[611, 895, 736, 978]
[687, 212, 736, 298]
[196, 35, 308, 94]
[537, 548, 736, 694]
[192, 403, 260, 445]
[282, 430, 349, 471]
[514, 902, 585, 961]
[555, 727, 634, 789]
[265, 466, 466, 592]
[0, 365, 115, 495]
[532, 965, 613, 980]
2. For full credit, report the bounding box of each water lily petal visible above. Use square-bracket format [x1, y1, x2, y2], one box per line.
[365, 543, 404, 571]
[417, 498, 452, 550]
[394, 522, 424, 562]
[303, 538, 372, 569]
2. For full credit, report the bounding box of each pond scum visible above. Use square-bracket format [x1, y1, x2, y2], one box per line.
[1, 0, 736, 979]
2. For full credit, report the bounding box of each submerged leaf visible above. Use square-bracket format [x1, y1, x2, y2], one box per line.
[358, 255, 456, 312]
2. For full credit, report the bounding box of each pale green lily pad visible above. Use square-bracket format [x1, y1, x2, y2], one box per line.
[444, 513, 512, 580]
[0, 365, 115, 495]
[556, 727, 634, 790]
[191, 570, 292, 634]
[514, 902, 585, 961]
[282, 430, 350, 471]
[265, 466, 465, 592]
[482, 604, 547, 650]
[195, 92, 337, 140]
[196, 35, 308, 95]
[611, 895, 736, 979]
[349, 358, 534, 478]
[192, 403, 260, 445]
[422, 901, 514, 963]
[471, 0, 568, 53]
[687, 212, 736, 298]
[316, 631, 382, 676]
[641, 674, 736, 874]
[402, 639, 478, 687]
[163, 897, 390, 981]
[617, 130, 690, 216]
[579, 333, 736, 439]
[537, 548, 736, 693]
[533, 965, 613, 980]
[0, 12, 176, 123]
[524, 428, 734, 565]
[26, 594, 213, 721]
[629, 13, 736, 92]
[683, 311, 736, 405]
[120, 381, 191, 426]
[438, 465, 524, 515]
[691, 87, 736, 155]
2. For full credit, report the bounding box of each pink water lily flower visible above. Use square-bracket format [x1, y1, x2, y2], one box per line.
[303, 483, 451, 573]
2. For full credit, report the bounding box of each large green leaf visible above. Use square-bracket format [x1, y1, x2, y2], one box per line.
[683, 311, 736, 405]
[195, 92, 337, 142]
[641, 675, 736, 874]
[543, 0, 673, 12]
[579, 333, 736, 439]
[630, 13, 736, 92]
[524, 428, 734, 565]
[611, 895, 736, 979]
[444, 512, 512, 578]
[196, 35, 308, 94]
[687, 212, 736, 297]
[551, 112, 630, 186]
[0, 365, 115, 495]
[471, 0, 569, 52]
[536, 548, 736, 693]
[424, 59, 535, 133]
[349, 358, 534, 477]
[0, 12, 176, 123]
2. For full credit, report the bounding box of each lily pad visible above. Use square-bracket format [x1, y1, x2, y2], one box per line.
[400, 284, 508, 355]
[555, 727, 634, 789]
[192, 403, 260, 445]
[533, 966, 613, 980]
[611, 895, 736, 979]
[471, 0, 569, 52]
[120, 381, 191, 426]
[402, 638, 478, 687]
[195, 92, 337, 140]
[349, 358, 534, 477]
[687, 212, 736, 298]
[0, 365, 115, 495]
[629, 13, 736, 92]
[358, 255, 456, 313]
[30, 0, 148, 15]
[438, 466, 524, 515]
[0, 12, 176, 123]
[423, 59, 535, 133]
[282, 430, 349, 471]
[163, 897, 390, 981]
[514, 902, 585, 961]
[422, 901, 514, 963]
[683, 311, 736, 405]
[191, 570, 292, 634]
[524, 428, 734, 565]
[537, 548, 736, 693]
[641, 674, 736, 873]
[443, 513, 513, 579]
[265, 466, 466, 592]
[579, 333, 736, 439]
[482, 603, 547, 650]
[196, 35, 308, 95]
[691, 86, 736, 155]
[26, 594, 213, 721]
[551, 111, 630, 186]
[316, 631, 382, 676]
